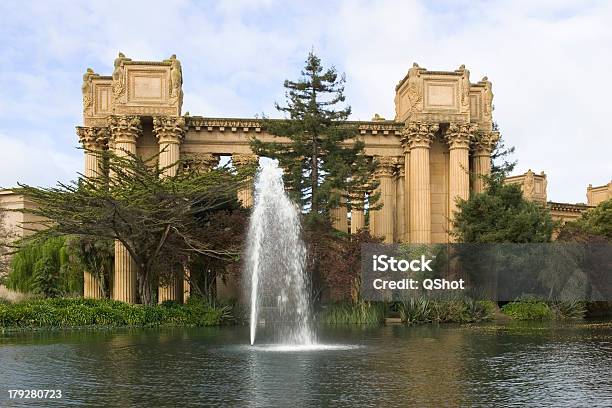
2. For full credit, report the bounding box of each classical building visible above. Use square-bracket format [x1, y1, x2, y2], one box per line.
[503, 169, 595, 225]
[587, 182, 612, 206]
[0, 53, 605, 303]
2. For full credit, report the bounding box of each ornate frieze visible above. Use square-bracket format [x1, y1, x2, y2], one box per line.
[187, 117, 262, 132]
[445, 123, 477, 150]
[109, 115, 142, 144]
[356, 122, 403, 135]
[153, 116, 186, 144]
[185, 117, 404, 136]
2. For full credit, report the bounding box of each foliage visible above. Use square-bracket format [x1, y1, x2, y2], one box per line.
[558, 199, 612, 241]
[251, 52, 378, 220]
[501, 298, 586, 320]
[501, 299, 553, 320]
[186, 209, 248, 301]
[302, 218, 382, 302]
[0, 296, 232, 328]
[0, 209, 15, 275]
[14, 150, 249, 304]
[548, 300, 587, 320]
[398, 298, 495, 324]
[489, 129, 516, 178]
[6, 236, 83, 297]
[63, 235, 114, 298]
[319, 301, 385, 325]
[452, 175, 556, 243]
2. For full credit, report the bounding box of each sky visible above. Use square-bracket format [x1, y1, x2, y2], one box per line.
[0, 0, 610, 203]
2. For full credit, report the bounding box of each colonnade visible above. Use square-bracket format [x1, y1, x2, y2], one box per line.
[78, 115, 496, 302]
[77, 115, 257, 303]
[343, 121, 497, 244]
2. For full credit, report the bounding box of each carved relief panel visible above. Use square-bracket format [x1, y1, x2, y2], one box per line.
[395, 64, 471, 123]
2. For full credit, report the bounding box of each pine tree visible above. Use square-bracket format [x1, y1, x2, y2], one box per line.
[251, 52, 377, 221]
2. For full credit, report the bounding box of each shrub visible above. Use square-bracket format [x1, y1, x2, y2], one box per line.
[548, 300, 586, 320]
[0, 297, 233, 329]
[398, 297, 494, 324]
[501, 299, 552, 320]
[7, 236, 83, 297]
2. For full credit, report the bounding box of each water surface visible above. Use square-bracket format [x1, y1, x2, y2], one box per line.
[1, 322, 611, 407]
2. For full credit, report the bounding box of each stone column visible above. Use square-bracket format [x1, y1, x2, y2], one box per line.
[77, 126, 109, 298]
[330, 192, 349, 233]
[154, 116, 186, 303]
[350, 190, 366, 234]
[372, 156, 397, 243]
[407, 122, 438, 244]
[399, 135, 411, 243]
[395, 157, 406, 242]
[446, 123, 475, 229]
[232, 153, 259, 208]
[109, 115, 141, 303]
[181, 153, 219, 303]
[472, 131, 499, 194]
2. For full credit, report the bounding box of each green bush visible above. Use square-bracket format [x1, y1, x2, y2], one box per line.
[0, 297, 233, 329]
[320, 301, 385, 325]
[501, 300, 553, 320]
[501, 299, 586, 320]
[7, 236, 83, 297]
[398, 297, 495, 324]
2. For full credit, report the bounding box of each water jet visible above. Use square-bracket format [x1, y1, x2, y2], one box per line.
[244, 161, 315, 346]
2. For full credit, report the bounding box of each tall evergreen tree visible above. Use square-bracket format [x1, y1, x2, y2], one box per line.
[251, 52, 377, 221]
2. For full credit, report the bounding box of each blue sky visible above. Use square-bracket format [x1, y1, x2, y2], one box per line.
[0, 0, 610, 203]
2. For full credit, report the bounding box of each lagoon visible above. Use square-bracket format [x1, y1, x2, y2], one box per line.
[1, 321, 611, 407]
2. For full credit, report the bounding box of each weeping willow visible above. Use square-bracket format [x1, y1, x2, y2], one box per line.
[7, 236, 84, 297]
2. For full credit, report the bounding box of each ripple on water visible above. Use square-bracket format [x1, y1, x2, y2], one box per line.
[245, 343, 361, 352]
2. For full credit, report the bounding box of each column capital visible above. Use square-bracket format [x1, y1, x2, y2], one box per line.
[374, 156, 398, 178]
[232, 153, 259, 167]
[76, 126, 109, 150]
[446, 123, 477, 150]
[402, 121, 439, 149]
[109, 115, 142, 144]
[183, 153, 219, 172]
[473, 130, 500, 156]
[153, 116, 186, 144]
[396, 156, 406, 177]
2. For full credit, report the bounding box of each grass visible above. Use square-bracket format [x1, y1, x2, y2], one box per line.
[398, 298, 496, 325]
[0, 297, 233, 329]
[319, 298, 496, 325]
[319, 301, 386, 325]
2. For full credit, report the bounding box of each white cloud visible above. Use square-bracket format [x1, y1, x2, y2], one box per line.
[0, 0, 610, 203]
[0, 133, 82, 189]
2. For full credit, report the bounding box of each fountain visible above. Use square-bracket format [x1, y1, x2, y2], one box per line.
[244, 161, 316, 346]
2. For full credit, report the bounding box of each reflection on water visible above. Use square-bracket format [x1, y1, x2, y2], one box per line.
[1, 322, 611, 407]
